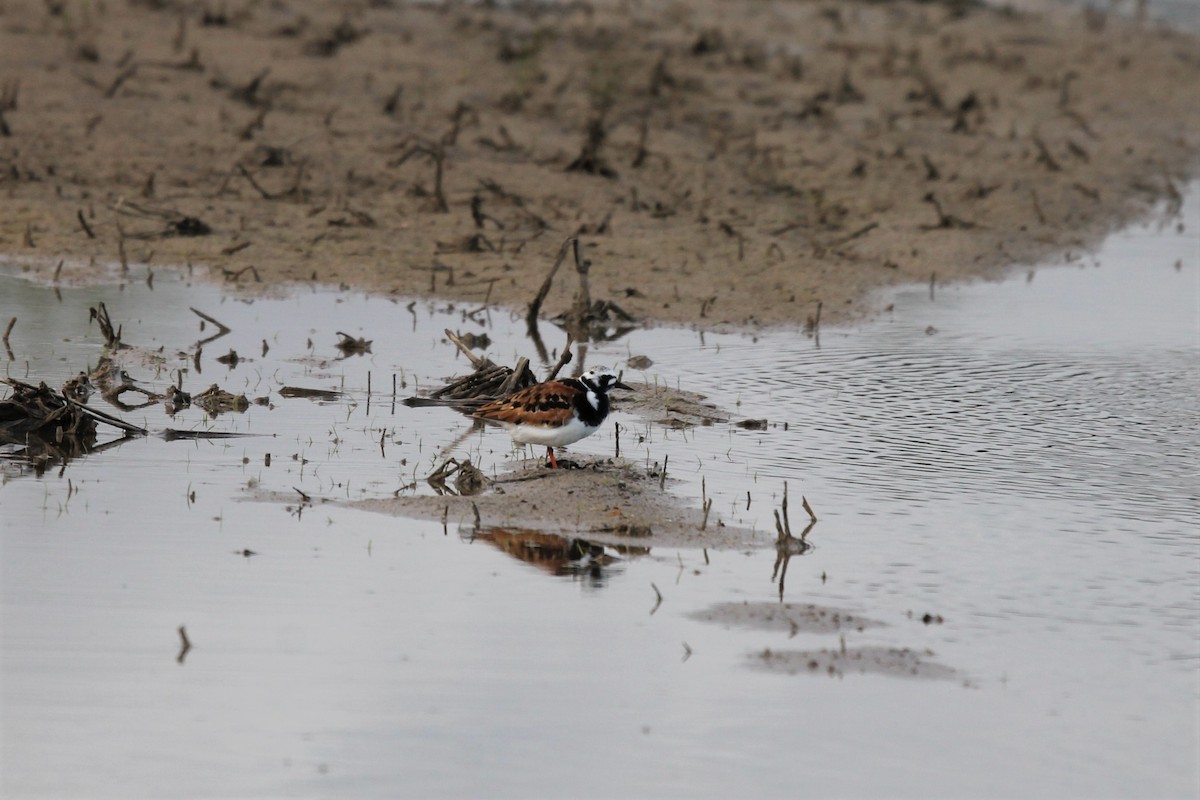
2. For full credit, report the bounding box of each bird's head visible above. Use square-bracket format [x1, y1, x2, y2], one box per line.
[580, 367, 632, 393]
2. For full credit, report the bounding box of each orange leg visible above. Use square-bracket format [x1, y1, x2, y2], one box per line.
[547, 447, 559, 469]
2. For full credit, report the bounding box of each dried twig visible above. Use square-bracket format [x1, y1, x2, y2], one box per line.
[566, 115, 617, 178]
[237, 163, 278, 200]
[391, 138, 449, 213]
[76, 209, 96, 239]
[190, 307, 231, 337]
[801, 495, 818, 523]
[176, 626, 191, 664]
[921, 192, 976, 230]
[444, 328, 489, 369]
[104, 64, 138, 98]
[1032, 134, 1062, 171]
[545, 335, 575, 380]
[527, 236, 574, 328]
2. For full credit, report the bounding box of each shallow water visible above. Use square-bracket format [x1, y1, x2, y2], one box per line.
[1002, 0, 1200, 31]
[2, 184, 1197, 798]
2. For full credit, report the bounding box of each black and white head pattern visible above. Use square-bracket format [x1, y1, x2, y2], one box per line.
[573, 367, 625, 424]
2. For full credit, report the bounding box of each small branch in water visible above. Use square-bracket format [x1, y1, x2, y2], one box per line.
[89, 303, 123, 347]
[650, 583, 663, 615]
[3, 316, 15, 358]
[801, 495, 818, 523]
[176, 625, 192, 664]
[781, 481, 792, 537]
[190, 307, 232, 345]
[68, 395, 149, 435]
[772, 488, 817, 601]
[334, 332, 372, 357]
[545, 334, 574, 380]
[444, 328, 488, 369]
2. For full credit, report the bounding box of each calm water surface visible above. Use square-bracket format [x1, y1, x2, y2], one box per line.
[2, 186, 1197, 798]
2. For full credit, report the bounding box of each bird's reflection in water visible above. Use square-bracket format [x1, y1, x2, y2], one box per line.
[470, 527, 647, 588]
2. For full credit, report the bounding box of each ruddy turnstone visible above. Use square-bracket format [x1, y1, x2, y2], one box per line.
[472, 367, 631, 468]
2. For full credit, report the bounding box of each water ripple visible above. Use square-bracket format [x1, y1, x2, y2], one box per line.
[651, 334, 1198, 530]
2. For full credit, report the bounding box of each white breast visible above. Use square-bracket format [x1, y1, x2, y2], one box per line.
[505, 415, 597, 447]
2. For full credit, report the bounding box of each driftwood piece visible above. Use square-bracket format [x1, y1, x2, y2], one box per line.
[1, 377, 148, 442]
[89, 303, 124, 348]
[526, 237, 637, 342]
[443, 328, 488, 369]
[193, 384, 249, 416]
[404, 335, 573, 410]
[526, 237, 574, 329]
[425, 457, 487, 496]
[335, 331, 372, 356]
[545, 335, 575, 381]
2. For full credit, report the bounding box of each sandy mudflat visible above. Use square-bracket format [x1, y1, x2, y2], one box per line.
[2, 0, 1197, 330]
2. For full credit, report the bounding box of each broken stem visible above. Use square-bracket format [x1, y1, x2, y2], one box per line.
[801, 495, 818, 523]
[443, 328, 488, 369]
[545, 334, 575, 380]
[527, 236, 574, 328]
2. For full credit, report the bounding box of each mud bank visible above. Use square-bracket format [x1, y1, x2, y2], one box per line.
[2, 0, 1198, 330]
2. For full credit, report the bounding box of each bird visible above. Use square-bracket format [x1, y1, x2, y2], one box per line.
[472, 367, 632, 468]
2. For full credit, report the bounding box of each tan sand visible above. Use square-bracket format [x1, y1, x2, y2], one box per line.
[2, 0, 1197, 330]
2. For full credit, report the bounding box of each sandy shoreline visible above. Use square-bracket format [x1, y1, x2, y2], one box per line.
[2, 0, 1198, 331]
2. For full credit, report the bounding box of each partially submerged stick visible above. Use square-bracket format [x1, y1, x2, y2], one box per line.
[527, 236, 574, 329]
[545, 334, 575, 380]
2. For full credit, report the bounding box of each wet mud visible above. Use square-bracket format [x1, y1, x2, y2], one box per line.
[752, 645, 960, 680]
[1, 0, 1197, 330]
